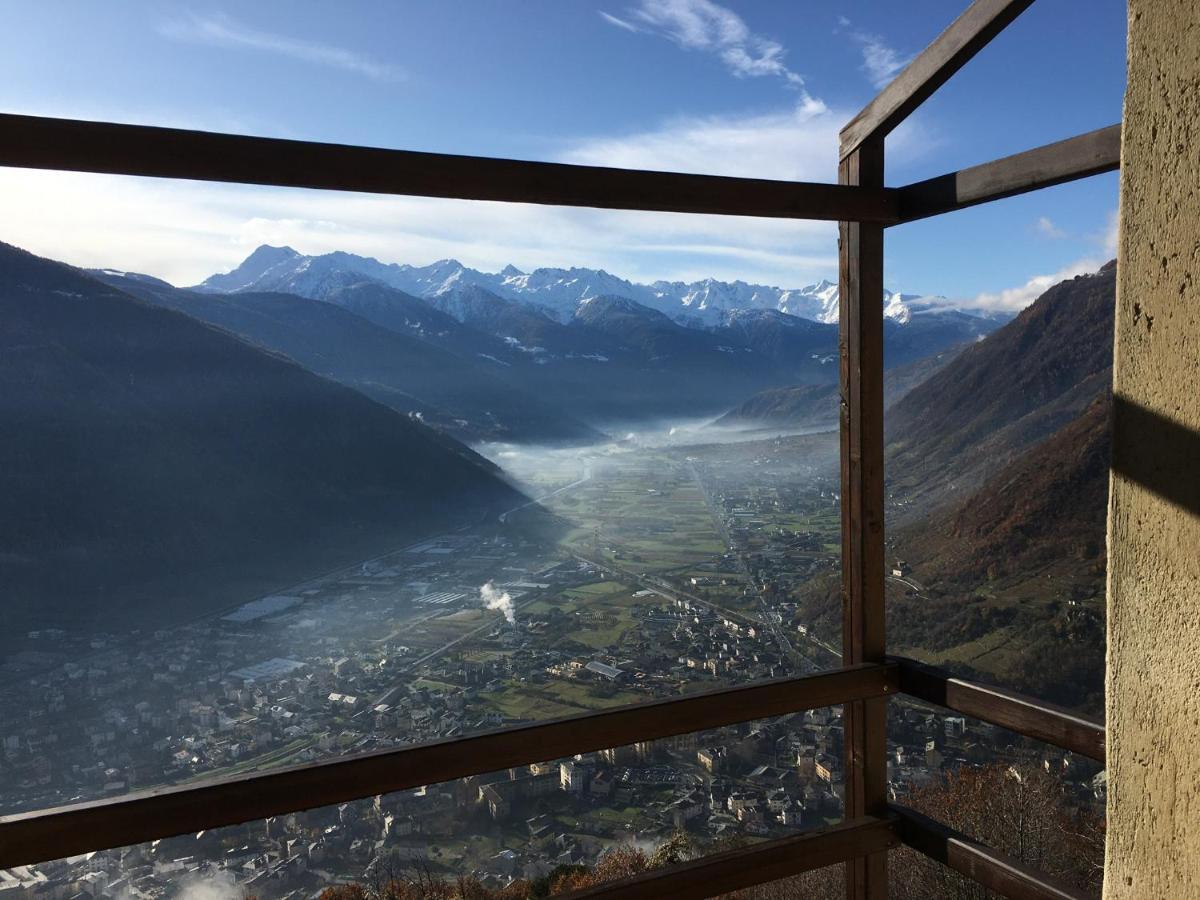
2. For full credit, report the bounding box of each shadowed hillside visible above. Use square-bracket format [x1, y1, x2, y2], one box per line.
[190, 245, 1005, 429]
[1, 242, 524, 636]
[93, 272, 601, 444]
[793, 264, 1115, 713]
[716, 343, 966, 432]
[885, 395, 1111, 712]
[897, 395, 1111, 589]
[886, 262, 1115, 516]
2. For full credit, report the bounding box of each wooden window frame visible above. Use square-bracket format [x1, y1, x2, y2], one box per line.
[0, 2, 1119, 896]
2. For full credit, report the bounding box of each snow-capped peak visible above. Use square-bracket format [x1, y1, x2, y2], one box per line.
[884, 291, 912, 324]
[194, 245, 998, 329]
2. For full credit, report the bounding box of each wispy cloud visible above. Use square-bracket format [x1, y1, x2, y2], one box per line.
[598, 11, 641, 33]
[1034, 215, 1067, 239]
[1102, 209, 1119, 256]
[0, 166, 839, 290]
[836, 17, 911, 89]
[158, 13, 403, 82]
[965, 257, 1105, 312]
[560, 95, 934, 183]
[600, 0, 824, 110]
[562, 101, 837, 181]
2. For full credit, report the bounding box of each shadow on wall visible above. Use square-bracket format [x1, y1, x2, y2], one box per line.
[1111, 395, 1200, 517]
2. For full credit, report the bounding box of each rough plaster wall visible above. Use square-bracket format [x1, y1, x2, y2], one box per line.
[1105, 1, 1200, 897]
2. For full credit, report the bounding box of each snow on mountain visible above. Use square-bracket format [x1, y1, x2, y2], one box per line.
[194, 245, 1000, 328]
[198, 244, 303, 292]
[781, 279, 841, 322]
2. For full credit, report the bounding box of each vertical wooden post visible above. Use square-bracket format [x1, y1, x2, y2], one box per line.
[839, 136, 888, 900]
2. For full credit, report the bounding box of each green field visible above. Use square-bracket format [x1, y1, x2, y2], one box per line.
[531, 452, 731, 574]
[481, 678, 644, 721]
[408, 608, 491, 648]
[413, 677, 461, 693]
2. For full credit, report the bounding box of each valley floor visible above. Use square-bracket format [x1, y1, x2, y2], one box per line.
[1, 428, 1104, 897]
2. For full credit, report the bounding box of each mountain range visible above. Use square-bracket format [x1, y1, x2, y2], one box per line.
[91, 271, 603, 444]
[1, 241, 523, 635]
[146, 245, 1007, 434]
[193, 244, 1009, 329]
[5, 231, 1113, 705]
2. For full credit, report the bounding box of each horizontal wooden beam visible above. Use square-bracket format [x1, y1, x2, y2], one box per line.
[893, 657, 1105, 763]
[894, 124, 1121, 223]
[892, 804, 1095, 900]
[562, 815, 899, 900]
[840, 0, 1036, 158]
[0, 113, 899, 223]
[0, 663, 896, 869]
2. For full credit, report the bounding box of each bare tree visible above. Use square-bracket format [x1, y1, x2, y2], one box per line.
[890, 764, 1103, 899]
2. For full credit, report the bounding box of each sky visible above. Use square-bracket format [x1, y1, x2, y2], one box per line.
[0, 1, 1127, 309]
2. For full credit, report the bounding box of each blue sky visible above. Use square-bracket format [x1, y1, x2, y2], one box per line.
[1, 1, 1126, 307]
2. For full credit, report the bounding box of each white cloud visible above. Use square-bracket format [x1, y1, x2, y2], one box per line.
[837, 18, 911, 89]
[1034, 215, 1067, 239]
[963, 257, 1105, 313]
[560, 96, 934, 182]
[1102, 209, 1119, 256]
[603, 0, 823, 108]
[158, 13, 403, 82]
[0, 166, 836, 289]
[598, 11, 641, 33]
[561, 100, 838, 181]
[858, 37, 909, 89]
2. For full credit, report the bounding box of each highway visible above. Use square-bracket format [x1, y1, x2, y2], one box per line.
[499, 461, 593, 524]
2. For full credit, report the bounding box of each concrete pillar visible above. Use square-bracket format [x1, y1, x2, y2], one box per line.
[1105, 1, 1200, 896]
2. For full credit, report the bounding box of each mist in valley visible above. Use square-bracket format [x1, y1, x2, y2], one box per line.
[475, 414, 838, 501]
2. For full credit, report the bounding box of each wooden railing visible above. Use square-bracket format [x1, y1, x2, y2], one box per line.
[0, 0, 1118, 896]
[0, 665, 897, 866]
[836, 2, 1114, 896]
[0, 112, 897, 223]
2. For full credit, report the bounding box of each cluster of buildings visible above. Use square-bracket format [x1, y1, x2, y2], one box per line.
[0, 530, 576, 809]
[0, 456, 1105, 898]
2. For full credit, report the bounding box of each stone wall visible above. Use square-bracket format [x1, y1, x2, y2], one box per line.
[1105, 1, 1200, 896]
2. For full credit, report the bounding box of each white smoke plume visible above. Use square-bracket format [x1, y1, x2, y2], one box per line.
[176, 869, 240, 900]
[481, 581, 516, 624]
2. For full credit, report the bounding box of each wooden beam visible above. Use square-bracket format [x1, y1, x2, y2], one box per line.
[0, 113, 900, 223]
[561, 816, 899, 900]
[894, 124, 1121, 223]
[892, 805, 1096, 900]
[894, 657, 1105, 763]
[0, 664, 896, 869]
[839, 137, 889, 900]
[840, 0, 1037, 158]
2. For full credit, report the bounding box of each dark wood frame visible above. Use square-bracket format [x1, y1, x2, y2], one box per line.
[894, 124, 1121, 223]
[0, 113, 898, 223]
[895, 657, 1105, 763]
[840, 0, 1038, 158]
[839, 136, 890, 900]
[0, 1, 1119, 896]
[0, 665, 896, 867]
